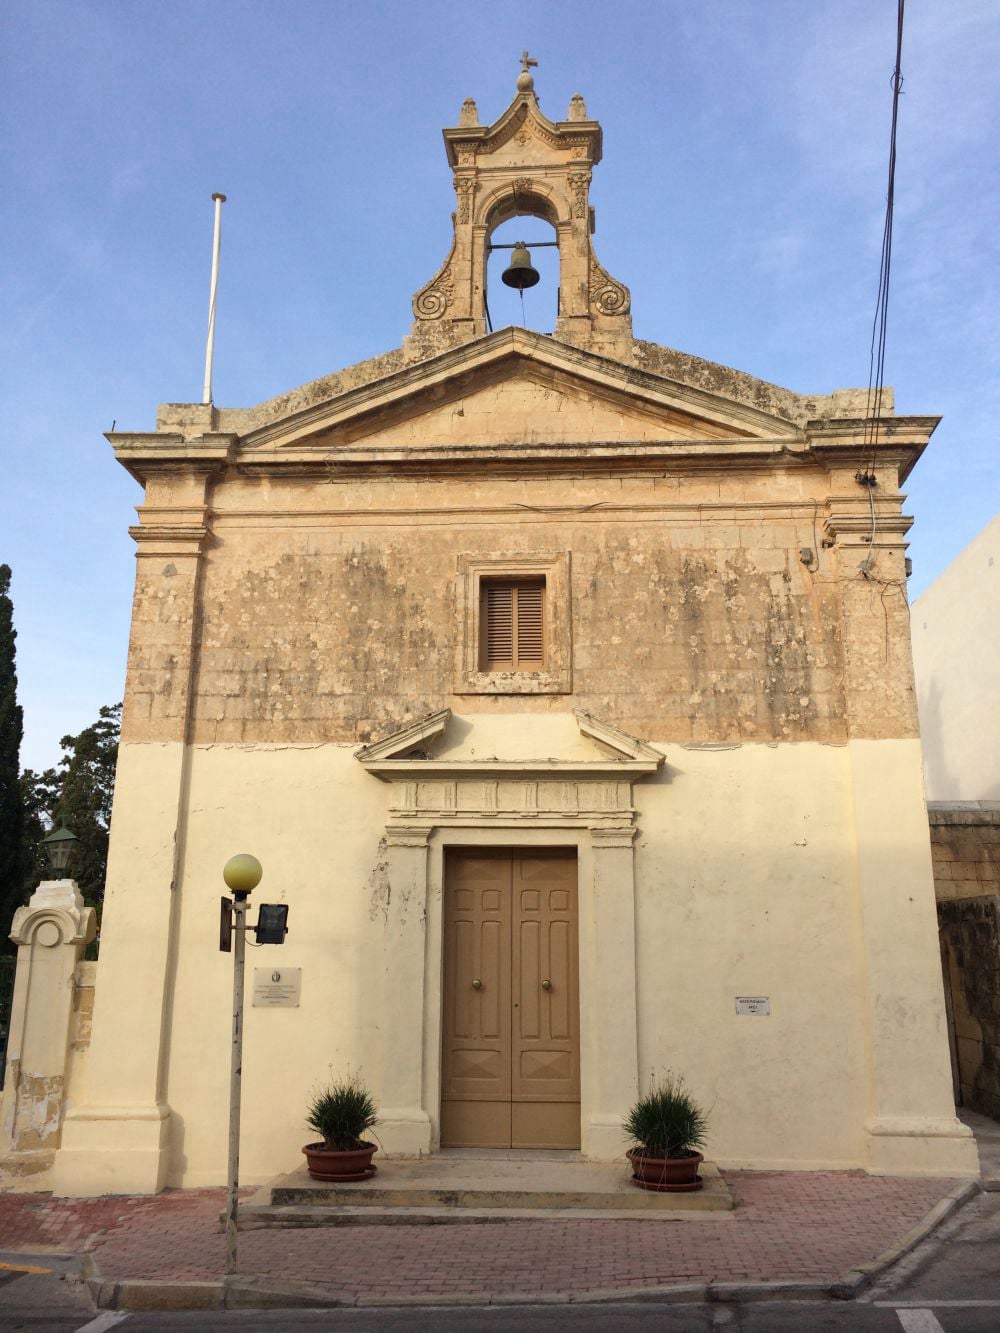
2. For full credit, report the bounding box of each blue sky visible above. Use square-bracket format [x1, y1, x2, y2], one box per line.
[2, 0, 998, 772]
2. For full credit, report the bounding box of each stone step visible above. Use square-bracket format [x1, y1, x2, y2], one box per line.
[239, 1202, 736, 1228]
[246, 1157, 734, 1219]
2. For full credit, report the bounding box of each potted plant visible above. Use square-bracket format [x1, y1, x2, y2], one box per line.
[624, 1073, 708, 1192]
[303, 1074, 380, 1181]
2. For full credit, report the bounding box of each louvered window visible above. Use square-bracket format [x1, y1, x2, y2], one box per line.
[481, 579, 546, 670]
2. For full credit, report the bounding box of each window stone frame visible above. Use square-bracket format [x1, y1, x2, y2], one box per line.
[456, 551, 572, 695]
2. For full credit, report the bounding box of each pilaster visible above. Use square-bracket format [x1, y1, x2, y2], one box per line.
[849, 740, 977, 1174]
[378, 825, 434, 1155]
[582, 827, 640, 1159]
[52, 453, 225, 1196]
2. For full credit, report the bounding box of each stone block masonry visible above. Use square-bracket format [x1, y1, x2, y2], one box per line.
[934, 803, 1000, 1120]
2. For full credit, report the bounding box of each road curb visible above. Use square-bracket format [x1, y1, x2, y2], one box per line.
[83, 1177, 984, 1312]
[830, 1177, 981, 1299]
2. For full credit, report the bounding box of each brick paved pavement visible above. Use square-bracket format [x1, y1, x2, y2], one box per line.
[0, 1171, 965, 1302]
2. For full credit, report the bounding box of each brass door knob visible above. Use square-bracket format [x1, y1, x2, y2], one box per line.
[472, 978, 482, 990]
[541, 979, 552, 991]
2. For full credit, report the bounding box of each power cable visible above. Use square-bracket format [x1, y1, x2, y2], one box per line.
[863, 0, 906, 472]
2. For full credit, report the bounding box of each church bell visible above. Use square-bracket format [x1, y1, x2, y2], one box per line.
[501, 242, 540, 290]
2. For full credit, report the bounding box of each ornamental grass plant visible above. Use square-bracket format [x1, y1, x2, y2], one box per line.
[624, 1073, 708, 1159]
[306, 1075, 379, 1151]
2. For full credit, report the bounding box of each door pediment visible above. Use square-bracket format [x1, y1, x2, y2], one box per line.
[356, 708, 664, 781]
[358, 709, 661, 843]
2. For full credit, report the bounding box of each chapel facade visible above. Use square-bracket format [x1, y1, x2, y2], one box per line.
[51, 69, 975, 1193]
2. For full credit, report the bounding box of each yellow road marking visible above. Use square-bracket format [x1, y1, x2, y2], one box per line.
[0, 1260, 52, 1274]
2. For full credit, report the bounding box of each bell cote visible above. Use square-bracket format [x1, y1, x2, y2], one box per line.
[407, 61, 632, 361]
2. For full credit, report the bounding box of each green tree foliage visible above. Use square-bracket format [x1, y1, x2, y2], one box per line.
[20, 704, 121, 914]
[19, 766, 61, 900]
[0, 565, 27, 947]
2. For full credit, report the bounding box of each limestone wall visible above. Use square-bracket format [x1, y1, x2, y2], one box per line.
[121, 463, 919, 751]
[931, 804, 1000, 902]
[933, 804, 1000, 1119]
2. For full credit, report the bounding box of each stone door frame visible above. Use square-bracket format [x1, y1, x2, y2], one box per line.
[358, 709, 664, 1161]
[439, 846, 581, 1150]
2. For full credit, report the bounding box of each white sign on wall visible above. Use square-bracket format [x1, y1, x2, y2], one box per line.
[253, 967, 302, 1008]
[735, 996, 770, 1016]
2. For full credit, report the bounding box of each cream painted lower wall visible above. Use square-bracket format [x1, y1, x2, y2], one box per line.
[633, 742, 867, 1168]
[52, 724, 976, 1194]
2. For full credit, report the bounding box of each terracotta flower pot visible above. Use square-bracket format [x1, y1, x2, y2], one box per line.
[303, 1140, 378, 1181]
[627, 1147, 704, 1192]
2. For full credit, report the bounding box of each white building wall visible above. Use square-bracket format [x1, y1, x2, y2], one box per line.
[912, 516, 1000, 801]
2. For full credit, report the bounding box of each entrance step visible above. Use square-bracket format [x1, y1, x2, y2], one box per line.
[242, 1155, 734, 1226]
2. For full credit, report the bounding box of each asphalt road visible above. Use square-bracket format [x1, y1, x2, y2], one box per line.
[1, 1192, 998, 1332]
[1, 1295, 1000, 1331]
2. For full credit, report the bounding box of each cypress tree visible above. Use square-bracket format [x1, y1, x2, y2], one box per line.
[49, 703, 120, 908]
[0, 565, 26, 945]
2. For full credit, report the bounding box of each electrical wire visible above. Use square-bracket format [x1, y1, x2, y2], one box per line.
[864, 0, 906, 470]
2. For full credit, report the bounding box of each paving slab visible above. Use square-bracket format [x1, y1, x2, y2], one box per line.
[0, 1166, 981, 1312]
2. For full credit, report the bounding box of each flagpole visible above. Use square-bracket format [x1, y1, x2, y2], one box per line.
[202, 192, 226, 405]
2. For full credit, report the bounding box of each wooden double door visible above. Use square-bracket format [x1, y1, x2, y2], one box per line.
[441, 850, 580, 1149]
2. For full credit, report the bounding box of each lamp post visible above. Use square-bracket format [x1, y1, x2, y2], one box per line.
[221, 853, 262, 1277]
[39, 823, 80, 879]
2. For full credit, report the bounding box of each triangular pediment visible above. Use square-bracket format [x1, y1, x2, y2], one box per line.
[355, 707, 664, 781]
[240, 329, 801, 461]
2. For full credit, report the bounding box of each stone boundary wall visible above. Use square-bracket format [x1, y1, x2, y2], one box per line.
[933, 803, 1000, 1119]
[931, 802, 1000, 902]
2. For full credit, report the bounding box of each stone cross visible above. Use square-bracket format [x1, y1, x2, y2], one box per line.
[520, 51, 538, 74]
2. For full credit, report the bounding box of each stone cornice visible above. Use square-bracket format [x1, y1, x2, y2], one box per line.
[805, 416, 940, 441]
[109, 432, 237, 484]
[263, 438, 811, 473]
[361, 757, 661, 781]
[806, 418, 939, 484]
[127, 524, 210, 556]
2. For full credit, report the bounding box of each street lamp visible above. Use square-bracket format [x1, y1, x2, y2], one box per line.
[220, 853, 262, 1277]
[39, 824, 80, 879]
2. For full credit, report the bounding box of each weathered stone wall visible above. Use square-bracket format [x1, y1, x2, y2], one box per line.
[933, 805, 1000, 1119]
[939, 895, 1000, 1119]
[931, 804, 1000, 902]
[119, 462, 922, 748]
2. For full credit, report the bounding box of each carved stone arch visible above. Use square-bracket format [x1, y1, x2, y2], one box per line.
[478, 179, 564, 233]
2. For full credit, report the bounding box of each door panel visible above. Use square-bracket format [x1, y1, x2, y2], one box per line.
[441, 855, 512, 1147]
[511, 855, 580, 1144]
[441, 850, 580, 1150]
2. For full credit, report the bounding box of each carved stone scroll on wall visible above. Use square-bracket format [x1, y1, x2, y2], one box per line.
[412, 237, 456, 320]
[589, 254, 631, 317]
